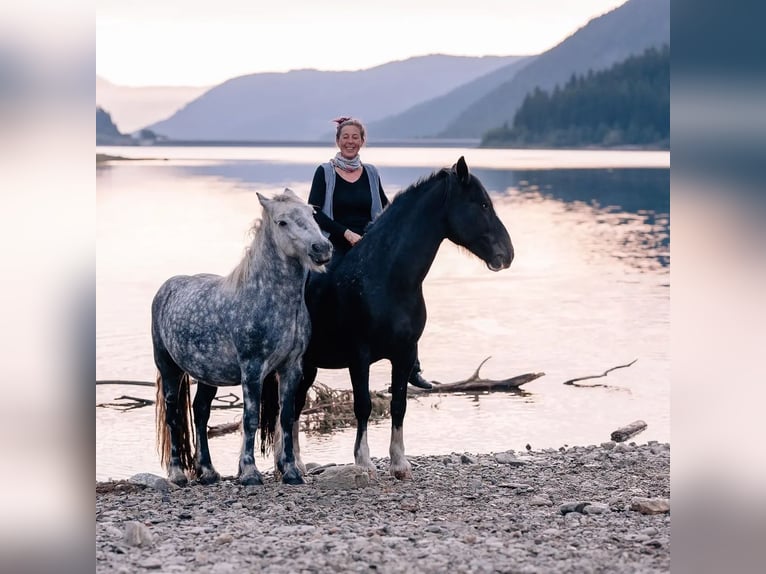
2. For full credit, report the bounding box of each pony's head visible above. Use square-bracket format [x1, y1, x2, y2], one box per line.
[445, 157, 514, 271]
[257, 189, 332, 271]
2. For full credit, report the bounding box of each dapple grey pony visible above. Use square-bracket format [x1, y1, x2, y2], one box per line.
[152, 188, 332, 485]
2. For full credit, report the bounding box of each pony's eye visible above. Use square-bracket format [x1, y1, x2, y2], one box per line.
[481, 202, 489, 210]
[277, 220, 287, 227]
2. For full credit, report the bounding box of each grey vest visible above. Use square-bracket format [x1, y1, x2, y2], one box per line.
[321, 162, 384, 224]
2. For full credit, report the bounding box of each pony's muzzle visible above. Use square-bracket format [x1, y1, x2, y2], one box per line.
[310, 241, 333, 266]
[487, 245, 514, 272]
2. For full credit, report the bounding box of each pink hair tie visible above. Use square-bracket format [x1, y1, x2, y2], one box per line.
[333, 116, 352, 125]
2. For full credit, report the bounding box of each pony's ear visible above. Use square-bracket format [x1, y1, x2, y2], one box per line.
[283, 187, 298, 200]
[456, 156, 470, 185]
[257, 192, 272, 213]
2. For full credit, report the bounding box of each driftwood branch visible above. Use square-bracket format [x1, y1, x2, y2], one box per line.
[95, 395, 154, 411]
[211, 393, 243, 409]
[562, 359, 638, 387]
[610, 420, 647, 442]
[300, 384, 390, 434]
[409, 356, 545, 394]
[96, 383, 242, 411]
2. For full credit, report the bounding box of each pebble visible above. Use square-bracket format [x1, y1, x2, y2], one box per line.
[97, 442, 670, 573]
[583, 503, 610, 515]
[631, 497, 671, 515]
[529, 496, 554, 507]
[122, 521, 154, 547]
[494, 452, 529, 466]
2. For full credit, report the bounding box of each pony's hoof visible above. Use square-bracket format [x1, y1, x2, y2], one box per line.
[197, 470, 221, 485]
[168, 469, 188, 486]
[392, 468, 413, 481]
[281, 469, 305, 485]
[239, 472, 264, 486]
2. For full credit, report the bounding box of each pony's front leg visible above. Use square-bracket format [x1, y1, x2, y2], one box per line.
[349, 355, 376, 477]
[291, 364, 317, 476]
[238, 366, 264, 486]
[275, 362, 305, 485]
[389, 354, 415, 480]
[273, 420, 306, 478]
[274, 418, 306, 478]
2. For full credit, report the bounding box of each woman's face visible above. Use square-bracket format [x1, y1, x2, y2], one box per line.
[336, 125, 364, 159]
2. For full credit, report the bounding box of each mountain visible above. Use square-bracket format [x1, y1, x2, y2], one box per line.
[368, 56, 531, 139]
[96, 76, 210, 134]
[440, 0, 670, 138]
[145, 55, 520, 141]
[96, 106, 134, 145]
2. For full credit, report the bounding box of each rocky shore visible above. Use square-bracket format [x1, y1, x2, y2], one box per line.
[96, 441, 670, 573]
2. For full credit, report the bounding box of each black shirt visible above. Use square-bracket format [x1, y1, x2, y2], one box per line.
[308, 165, 389, 251]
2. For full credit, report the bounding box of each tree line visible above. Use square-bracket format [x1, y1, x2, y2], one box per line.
[481, 45, 669, 149]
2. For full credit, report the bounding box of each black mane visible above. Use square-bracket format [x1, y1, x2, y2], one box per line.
[394, 167, 451, 203]
[365, 168, 451, 233]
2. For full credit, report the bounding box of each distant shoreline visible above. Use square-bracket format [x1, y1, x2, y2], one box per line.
[97, 153, 131, 162]
[97, 153, 156, 163]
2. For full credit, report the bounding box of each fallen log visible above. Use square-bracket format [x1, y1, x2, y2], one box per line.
[208, 420, 241, 438]
[409, 357, 544, 394]
[96, 380, 156, 387]
[610, 420, 647, 442]
[95, 358, 545, 434]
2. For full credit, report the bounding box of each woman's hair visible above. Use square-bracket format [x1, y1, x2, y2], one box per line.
[333, 117, 366, 142]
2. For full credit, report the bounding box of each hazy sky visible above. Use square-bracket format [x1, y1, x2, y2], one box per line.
[97, 0, 627, 87]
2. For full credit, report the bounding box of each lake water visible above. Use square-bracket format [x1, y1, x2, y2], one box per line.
[96, 145, 669, 481]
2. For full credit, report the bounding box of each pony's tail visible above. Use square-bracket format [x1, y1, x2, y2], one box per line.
[259, 371, 280, 455]
[155, 371, 195, 474]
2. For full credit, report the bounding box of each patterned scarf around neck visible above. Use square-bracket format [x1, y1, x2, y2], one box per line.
[331, 152, 362, 172]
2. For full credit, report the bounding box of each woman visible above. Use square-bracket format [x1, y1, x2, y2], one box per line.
[308, 117, 432, 390]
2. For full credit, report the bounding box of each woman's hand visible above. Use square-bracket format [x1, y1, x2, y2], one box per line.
[343, 229, 362, 246]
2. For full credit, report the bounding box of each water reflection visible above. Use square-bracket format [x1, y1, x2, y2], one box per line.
[99, 160, 669, 273]
[497, 169, 670, 274]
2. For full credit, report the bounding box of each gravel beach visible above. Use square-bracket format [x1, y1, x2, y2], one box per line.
[96, 441, 670, 573]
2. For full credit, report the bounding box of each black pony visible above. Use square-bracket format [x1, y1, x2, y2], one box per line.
[264, 156, 514, 479]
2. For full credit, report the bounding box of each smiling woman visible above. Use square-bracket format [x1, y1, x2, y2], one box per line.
[309, 118, 386, 254]
[306, 117, 434, 391]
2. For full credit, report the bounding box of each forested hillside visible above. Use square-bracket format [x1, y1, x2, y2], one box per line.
[440, 0, 669, 138]
[481, 45, 669, 149]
